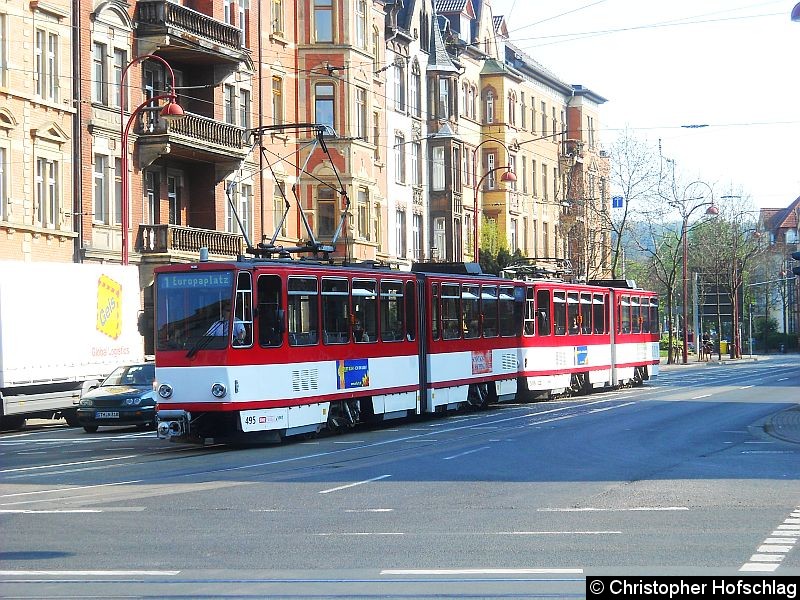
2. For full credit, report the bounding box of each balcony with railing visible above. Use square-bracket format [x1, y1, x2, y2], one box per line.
[137, 224, 244, 260]
[136, 111, 248, 165]
[135, 0, 252, 68]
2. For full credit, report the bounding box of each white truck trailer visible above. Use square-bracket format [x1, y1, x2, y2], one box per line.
[0, 261, 145, 429]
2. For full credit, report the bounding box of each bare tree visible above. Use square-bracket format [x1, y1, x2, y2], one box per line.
[691, 195, 764, 358]
[608, 128, 661, 279]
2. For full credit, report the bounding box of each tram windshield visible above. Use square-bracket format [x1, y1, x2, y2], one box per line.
[155, 270, 236, 352]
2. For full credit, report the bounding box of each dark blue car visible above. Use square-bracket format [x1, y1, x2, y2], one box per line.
[77, 363, 156, 433]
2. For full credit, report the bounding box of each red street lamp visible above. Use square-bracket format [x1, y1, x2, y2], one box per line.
[119, 55, 183, 266]
[471, 139, 516, 263]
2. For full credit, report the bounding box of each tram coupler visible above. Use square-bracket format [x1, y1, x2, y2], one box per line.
[156, 409, 192, 442]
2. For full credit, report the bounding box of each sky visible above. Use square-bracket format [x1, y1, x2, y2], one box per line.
[490, 0, 800, 210]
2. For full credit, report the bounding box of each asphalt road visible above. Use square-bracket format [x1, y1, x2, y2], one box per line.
[0, 355, 798, 599]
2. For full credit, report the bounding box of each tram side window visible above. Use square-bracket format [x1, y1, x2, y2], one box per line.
[650, 298, 660, 334]
[462, 285, 480, 339]
[322, 277, 349, 344]
[620, 296, 631, 334]
[288, 276, 319, 346]
[631, 296, 641, 333]
[431, 283, 440, 341]
[233, 272, 254, 347]
[380, 280, 404, 342]
[593, 293, 605, 334]
[352, 279, 377, 343]
[641, 298, 651, 333]
[482, 285, 498, 338]
[257, 274, 283, 347]
[567, 292, 580, 335]
[499, 286, 517, 337]
[580, 293, 592, 334]
[404, 281, 416, 341]
[536, 289, 551, 336]
[554, 291, 567, 335]
[441, 283, 461, 340]
[524, 287, 535, 336]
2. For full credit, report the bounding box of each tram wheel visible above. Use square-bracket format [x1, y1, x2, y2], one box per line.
[83, 425, 99, 433]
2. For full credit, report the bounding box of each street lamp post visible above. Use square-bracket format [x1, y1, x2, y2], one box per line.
[677, 184, 718, 364]
[471, 139, 516, 264]
[119, 55, 183, 266]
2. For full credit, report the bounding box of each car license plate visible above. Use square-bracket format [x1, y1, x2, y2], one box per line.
[95, 411, 119, 419]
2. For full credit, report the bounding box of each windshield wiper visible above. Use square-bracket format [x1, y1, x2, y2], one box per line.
[186, 332, 216, 359]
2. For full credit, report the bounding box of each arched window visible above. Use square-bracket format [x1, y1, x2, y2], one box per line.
[469, 85, 476, 119]
[315, 82, 335, 133]
[372, 26, 380, 71]
[485, 90, 494, 124]
[355, 0, 367, 48]
[410, 61, 421, 117]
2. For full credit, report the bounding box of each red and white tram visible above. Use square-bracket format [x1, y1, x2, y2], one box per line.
[516, 279, 660, 398]
[153, 258, 659, 444]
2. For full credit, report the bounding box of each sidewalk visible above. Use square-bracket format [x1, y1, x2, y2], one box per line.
[658, 354, 760, 371]
[657, 354, 800, 445]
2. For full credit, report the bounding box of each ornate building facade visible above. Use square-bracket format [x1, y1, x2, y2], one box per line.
[1, 0, 613, 283]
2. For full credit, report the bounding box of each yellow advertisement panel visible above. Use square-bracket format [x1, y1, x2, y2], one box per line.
[96, 275, 123, 340]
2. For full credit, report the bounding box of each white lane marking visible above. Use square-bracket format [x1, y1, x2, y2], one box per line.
[496, 531, 621, 535]
[333, 441, 366, 444]
[538, 507, 688, 512]
[0, 570, 180, 576]
[589, 402, 636, 414]
[739, 506, 800, 572]
[319, 474, 391, 495]
[316, 532, 403, 536]
[0, 455, 138, 474]
[381, 568, 583, 575]
[691, 394, 712, 399]
[344, 508, 393, 513]
[0, 432, 152, 445]
[740, 563, 780, 572]
[759, 545, 794, 553]
[0, 480, 141, 501]
[443, 446, 490, 460]
[16, 451, 47, 455]
[777, 378, 789, 381]
[739, 385, 754, 390]
[741, 451, 795, 454]
[747, 554, 785, 562]
[0, 509, 101, 514]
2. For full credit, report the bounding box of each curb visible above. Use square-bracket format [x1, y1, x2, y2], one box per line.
[764, 405, 800, 446]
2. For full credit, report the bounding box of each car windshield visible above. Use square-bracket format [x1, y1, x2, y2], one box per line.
[103, 364, 155, 387]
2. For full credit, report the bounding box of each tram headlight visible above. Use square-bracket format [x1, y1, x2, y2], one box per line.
[211, 383, 227, 398]
[158, 384, 173, 399]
